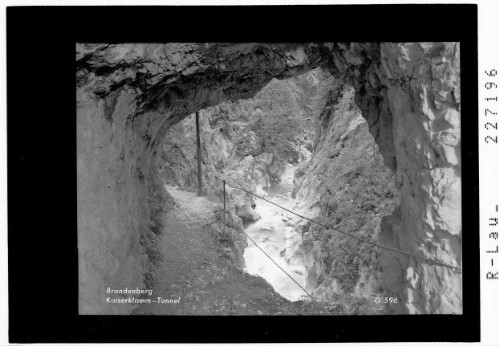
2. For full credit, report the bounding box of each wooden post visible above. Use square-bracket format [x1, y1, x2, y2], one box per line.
[223, 180, 226, 235]
[196, 111, 203, 196]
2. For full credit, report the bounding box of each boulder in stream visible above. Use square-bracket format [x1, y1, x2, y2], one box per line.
[236, 204, 261, 222]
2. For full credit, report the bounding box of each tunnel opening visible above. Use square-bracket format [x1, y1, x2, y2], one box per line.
[156, 67, 399, 307]
[77, 42, 462, 315]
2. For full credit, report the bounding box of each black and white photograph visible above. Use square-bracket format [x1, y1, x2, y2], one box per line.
[6, 2, 494, 344]
[77, 42, 462, 316]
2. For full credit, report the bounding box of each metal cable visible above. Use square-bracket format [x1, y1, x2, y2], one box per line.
[209, 178, 332, 315]
[214, 175, 462, 273]
[239, 227, 332, 315]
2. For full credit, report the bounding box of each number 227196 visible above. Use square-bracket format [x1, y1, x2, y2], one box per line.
[485, 69, 498, 144]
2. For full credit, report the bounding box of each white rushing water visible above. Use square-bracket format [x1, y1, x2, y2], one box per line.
[243, 164, 308, 301]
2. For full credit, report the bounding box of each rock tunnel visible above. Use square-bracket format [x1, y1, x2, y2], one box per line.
[77, 42, 461, 315]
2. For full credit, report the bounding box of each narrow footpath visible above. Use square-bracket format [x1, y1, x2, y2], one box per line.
[135, 185, 329, 315]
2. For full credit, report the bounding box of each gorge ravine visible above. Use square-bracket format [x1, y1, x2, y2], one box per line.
[77, 42, 462, 315]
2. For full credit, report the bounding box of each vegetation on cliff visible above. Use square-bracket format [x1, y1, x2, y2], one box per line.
[159, 68, 399, 314]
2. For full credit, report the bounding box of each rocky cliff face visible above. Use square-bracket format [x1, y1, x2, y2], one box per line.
[292, 82, 400, 314]
[77, 42, 461, 314]
[158, 67, 332, 217]
[370, 43, 462, 314]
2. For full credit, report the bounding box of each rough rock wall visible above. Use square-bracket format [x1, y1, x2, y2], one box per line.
[321, 42, 461, 314]
[77, 87, 174, 314]
[77, 42, 461, 315]
[292, 83, 399, 314]
[369, 43, 462, 314]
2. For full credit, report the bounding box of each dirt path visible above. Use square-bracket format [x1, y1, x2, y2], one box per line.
[135, 185, 329, 315]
